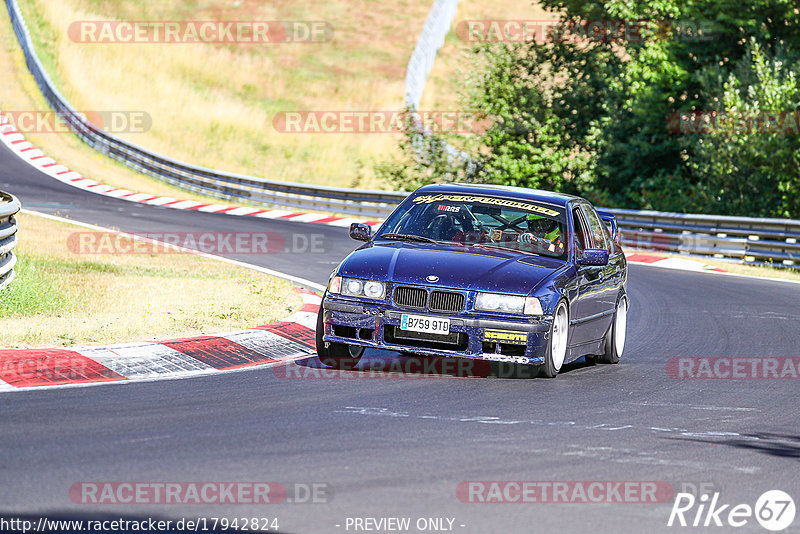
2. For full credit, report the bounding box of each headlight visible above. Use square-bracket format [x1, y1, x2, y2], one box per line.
[363, 281, 386, 299]
[331, 276, 386, 300]
[344, 278, 364, 296]
[475, 292, 543, 315]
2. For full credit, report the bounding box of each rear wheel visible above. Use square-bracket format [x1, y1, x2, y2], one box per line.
[598, 296, 627, 364]
[315, 303, 364, 370]
[539, 300, 569, 378]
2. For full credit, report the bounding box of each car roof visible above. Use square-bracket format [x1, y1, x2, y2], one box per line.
[414, 183, 582, 208]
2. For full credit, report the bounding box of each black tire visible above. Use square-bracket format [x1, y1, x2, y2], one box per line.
[539, 300, 569, 378]
[315, 301, 364, 370]
[598, 295, 627, 364]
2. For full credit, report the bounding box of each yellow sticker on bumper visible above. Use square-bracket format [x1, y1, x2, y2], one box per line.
[484, 330, 527, 344]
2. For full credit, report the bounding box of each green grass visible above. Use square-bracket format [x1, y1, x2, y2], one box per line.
[0, 254, 68, 316]
[0, 213, 302, 348]
[0, 253, 254, 319]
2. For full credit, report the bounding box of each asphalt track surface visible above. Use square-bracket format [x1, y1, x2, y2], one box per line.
[2, 139, 800, 533]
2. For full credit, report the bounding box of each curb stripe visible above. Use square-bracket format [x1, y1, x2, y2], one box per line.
[0, 285, 321, 392]
[626, 252, 727, 273]
[0, 349, 126, 387]
[256, 322, 316, 349]
[79, 344, 214, 379]
[300, 302, 321, 313]
[626, 253, 665, 264]
[161, 336, 278, 370]
[0, 108, 390, 231]
[313, 216, 344, 224]
[222, 330, 311, 360]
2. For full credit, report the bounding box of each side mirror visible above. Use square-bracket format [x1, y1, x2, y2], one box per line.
[578, 248, 609, 266]
[349, 222, 372, 242]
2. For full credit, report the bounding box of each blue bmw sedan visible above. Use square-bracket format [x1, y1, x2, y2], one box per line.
[316, 183, 628, 377]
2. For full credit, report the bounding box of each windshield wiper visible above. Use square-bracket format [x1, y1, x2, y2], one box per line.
[470, 242, 546, 257]
[470, 242, 516, 252]
[380, 233, 439, 244]
[470, 242, 565, 260]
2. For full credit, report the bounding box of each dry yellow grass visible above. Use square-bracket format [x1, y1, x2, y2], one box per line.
[0, 9, 222, 203]
[12, 0, 439, 190]
[0, 212, 302, 349]
[2, 0, 556, 200]
[3, 0, 557, 198]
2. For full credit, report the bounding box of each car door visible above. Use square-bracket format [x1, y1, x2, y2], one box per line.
[568, 204, 606, 345]
[587, 204, 626, 310]
[577, 202, 618, 340]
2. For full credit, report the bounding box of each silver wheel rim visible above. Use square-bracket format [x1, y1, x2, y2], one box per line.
[551, 303, 568, 371]
[614, 299, 627, 356]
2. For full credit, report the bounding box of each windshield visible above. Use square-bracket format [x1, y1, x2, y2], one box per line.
[379, 193, 568, 260]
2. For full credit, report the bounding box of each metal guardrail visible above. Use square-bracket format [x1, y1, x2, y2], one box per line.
[5, 0, 800, 268]
[4, 0, 408, 218]
[0, 191, 21, 291]
[612, 209, 800, 268]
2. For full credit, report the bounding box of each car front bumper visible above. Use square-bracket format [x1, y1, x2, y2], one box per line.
[321, 297, 553, 365]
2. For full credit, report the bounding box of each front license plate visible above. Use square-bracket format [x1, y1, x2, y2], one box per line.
[400, 314, 450, 335]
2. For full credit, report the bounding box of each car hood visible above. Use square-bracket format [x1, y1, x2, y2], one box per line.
[338, 242, 566, 295]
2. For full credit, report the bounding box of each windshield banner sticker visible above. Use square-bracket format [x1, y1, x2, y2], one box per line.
[412, 194, 560, 217]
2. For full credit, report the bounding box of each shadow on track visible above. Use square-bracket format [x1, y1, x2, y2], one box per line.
[288, 350, 597, 380]
[669, 432, 800, 460]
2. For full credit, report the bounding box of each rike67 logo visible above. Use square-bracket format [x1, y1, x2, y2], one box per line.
[668, 490, 795, 531]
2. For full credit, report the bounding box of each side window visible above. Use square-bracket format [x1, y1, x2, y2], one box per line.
[571, 207, 589, 256]
[581, 204, 610, 252]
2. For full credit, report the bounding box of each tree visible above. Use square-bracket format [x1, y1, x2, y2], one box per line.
[687, 40, 800, 217]
[378, 0, 800, 217]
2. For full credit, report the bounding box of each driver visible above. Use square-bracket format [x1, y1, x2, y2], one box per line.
[519, 214, 564, 253]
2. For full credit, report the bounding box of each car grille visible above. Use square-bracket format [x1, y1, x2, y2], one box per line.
[429, 290, 465, 313]
[393, 286, 465, 313]
[393, 286, 427, 309]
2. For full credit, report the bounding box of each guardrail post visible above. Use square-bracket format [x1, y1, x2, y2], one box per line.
[0, 191, 21, 291]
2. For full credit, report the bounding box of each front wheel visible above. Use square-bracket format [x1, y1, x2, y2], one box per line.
[539, 300, 569, 378]
[315, 304, 364, 370]
[598, 296, 627, 364]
